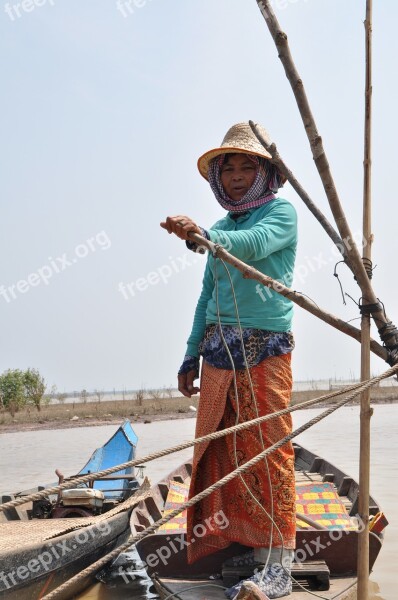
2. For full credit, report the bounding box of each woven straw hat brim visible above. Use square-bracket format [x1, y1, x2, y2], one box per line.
[197, 122, 273, 180]
[197, 146, 272, 181]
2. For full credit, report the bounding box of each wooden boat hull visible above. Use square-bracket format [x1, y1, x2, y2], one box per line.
[0, 420, 140, 599]
[129, 443, 385, 599]
[134, 529, 382, 578]
[0, 512, 131, 600]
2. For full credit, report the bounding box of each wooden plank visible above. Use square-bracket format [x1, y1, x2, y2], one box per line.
[292, 560, 330, 591]
[295, 472, 323, 483]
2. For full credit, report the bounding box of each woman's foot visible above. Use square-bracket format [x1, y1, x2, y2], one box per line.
[225, 564, 292, 599]
[223, 550, 263, 569]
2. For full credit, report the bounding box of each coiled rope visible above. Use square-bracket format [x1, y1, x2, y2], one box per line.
[41, 362, 398, 599]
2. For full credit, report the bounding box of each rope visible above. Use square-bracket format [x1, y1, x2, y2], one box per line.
[0, 376, 380, 514]
[359, 300, 384, 316]
[161, 583, 227, 600]
[379, 319, 398, 366]
[362, 257, 375, 280]
[379, 321, 398, 343]
[333, 260, 347, 305]
[215, 254, 359, 597]
[42, 362, 398, 599]
[214, 256, 278, 571]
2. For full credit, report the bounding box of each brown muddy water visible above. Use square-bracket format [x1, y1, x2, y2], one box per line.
[0, 404, 396, 599]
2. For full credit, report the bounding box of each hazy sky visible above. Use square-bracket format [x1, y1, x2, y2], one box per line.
[1, 0, 397, 393]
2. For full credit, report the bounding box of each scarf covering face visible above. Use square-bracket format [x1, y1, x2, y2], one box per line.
[208, 154, 283, 214]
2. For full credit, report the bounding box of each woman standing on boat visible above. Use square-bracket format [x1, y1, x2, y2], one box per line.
[161, 122, 297, 599]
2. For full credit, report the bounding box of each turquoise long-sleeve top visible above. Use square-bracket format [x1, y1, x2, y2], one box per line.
[186, 198, 298, 358]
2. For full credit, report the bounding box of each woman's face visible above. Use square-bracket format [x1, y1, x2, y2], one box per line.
[220, 154, 257, 201]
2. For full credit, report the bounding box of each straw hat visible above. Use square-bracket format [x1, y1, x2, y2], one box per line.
[197, 122, 273, 180]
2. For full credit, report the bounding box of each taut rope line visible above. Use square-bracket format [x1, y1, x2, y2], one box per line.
[42, 363, 398, 599]
[0, 373, 389, 514]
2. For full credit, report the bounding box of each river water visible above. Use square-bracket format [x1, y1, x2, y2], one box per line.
[0, 404, 396, 599]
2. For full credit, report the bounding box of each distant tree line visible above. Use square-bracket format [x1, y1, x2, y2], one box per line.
[0, 368, 46, 416]
[0, 371, 179, 416]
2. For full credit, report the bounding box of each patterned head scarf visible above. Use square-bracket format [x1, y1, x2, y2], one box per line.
[208, 153, 283, 214]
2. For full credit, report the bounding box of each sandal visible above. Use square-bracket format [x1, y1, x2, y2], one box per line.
[223, 550, 263, 569]
[225, 564, 292, 599]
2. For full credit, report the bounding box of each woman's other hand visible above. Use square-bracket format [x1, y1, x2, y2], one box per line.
[178, 370, 200, 398]
[160, 216, 201, 241]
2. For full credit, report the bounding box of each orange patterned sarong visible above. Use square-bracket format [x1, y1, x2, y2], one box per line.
[187, 354, 296, 564]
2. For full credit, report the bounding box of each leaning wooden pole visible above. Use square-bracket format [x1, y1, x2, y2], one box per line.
[358, 1, 373, 597]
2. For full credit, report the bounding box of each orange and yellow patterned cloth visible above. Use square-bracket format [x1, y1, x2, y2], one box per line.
[158, 481, 189, 533]
[187, 355, 296, 564]
[296, 482, 356, 530]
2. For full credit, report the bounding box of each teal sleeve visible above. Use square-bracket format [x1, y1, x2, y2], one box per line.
[185, 260, 214, 357]
[208, 202, 297, 261]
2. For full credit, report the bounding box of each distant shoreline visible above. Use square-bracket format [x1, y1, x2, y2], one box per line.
[0, 411, 195, 434]
[0, 387, 397, 435]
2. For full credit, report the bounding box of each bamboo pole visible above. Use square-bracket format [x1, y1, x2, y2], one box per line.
[358, 2, 373, 597]
[255, 0, 398, 359]
[188, 232, 387, 361]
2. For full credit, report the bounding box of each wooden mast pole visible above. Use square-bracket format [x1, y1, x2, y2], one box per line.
[358, 1, 373, 597]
